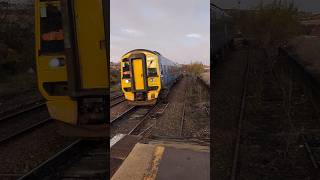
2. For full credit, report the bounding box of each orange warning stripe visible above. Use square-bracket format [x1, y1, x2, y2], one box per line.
[42, 29, 64, 41]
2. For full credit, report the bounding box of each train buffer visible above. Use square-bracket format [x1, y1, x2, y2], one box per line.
[110, 134, 210, 180]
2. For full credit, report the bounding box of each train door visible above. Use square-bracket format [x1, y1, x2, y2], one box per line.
[73, 0, 107, 89]
[63, 0, 107, 97]
[132, 59, 145, 91]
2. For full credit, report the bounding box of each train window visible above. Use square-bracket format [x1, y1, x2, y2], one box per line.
[148, 68, 158, 77]
[122, 61, 130, 79]
[122, 62, 130, 72]
[40, 3, 64, 54]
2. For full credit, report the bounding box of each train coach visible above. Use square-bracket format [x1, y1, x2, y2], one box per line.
[211, 3, 233, 60]
[35, 0, 108, 136]
[120, 49, 182, 105]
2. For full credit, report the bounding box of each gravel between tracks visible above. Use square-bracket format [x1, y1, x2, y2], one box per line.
[0, 89, 43, 116]
[152, 76, 210, 139]
[152, 77, 188, 137]
[213, 43, 320, 179]
[0, 106, 49, 141]
[0, 121, 76, 175]
[212, 45, 248, 180]
[110, 101, 133, 121]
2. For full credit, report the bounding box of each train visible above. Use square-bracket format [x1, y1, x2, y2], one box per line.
[120, 49, 182, 105]
[211, 3, 233, 60]
[35, 0, 109, 137]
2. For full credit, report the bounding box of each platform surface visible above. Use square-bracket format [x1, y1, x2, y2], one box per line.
[110, 135, 140, 177]
[111, 139, 210, 180]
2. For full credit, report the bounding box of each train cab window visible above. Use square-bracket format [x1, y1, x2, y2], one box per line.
[40, 3, 64, 54]
[122, 61, 130, 72]
[122, 60, 131, 79]
[148, 68, 158, 77]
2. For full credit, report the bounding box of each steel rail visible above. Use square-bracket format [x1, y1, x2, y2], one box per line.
[180, 88, 188, 137]
[18, 139, 83, 180]
[110, 106, 137, 124]
[230, 50, 250, 180]
[128, 104, 159, 135]
[0, 102, 46, 122]
[110, 97, 126, 108]
[0, 118, 53, 144]
[110, 93, 123, 101]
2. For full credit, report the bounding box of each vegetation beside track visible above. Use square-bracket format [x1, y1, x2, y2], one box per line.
[185, 62, 205, 76]
[234, 0, 302, 47]
[0, 3, 36, 97]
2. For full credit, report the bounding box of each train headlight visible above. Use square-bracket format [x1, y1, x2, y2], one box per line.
[150, 78, 154, 82]
[125, 79, 130, 83]
[49, 58, 65, 68]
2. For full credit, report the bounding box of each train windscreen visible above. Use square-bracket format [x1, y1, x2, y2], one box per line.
[40, 3, 64, 54]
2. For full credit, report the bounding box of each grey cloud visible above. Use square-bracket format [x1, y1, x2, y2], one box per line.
[111, 0, 210, 65]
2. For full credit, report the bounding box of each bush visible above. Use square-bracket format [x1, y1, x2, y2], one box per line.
[237, 0, 302, 47]
[0, 4, 35, 74]
[186, 62, 205, 76]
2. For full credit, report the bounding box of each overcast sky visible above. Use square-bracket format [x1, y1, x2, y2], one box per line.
[111, 0, 210, 65]
[214, 0, 320, 12]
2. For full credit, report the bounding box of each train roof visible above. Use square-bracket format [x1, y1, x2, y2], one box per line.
[125, 49, 161, 56]
[123, 49, 180, 67]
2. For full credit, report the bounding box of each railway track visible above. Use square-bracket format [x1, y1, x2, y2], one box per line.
[179, 89, 187, 137]
[0, 102, 51, 144]
[230, 49, 320, 180]
[18, 139, 107, 180]
[303, 135, 320, 170]
[110, 95, 125, 108]
[0, 102, 46, 122]
[110, 103, 161, 138]
[110, 106, 137, 124]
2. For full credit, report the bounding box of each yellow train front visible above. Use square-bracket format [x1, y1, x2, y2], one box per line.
[120, 49, 181, 105]
[35, 0, 109, 136]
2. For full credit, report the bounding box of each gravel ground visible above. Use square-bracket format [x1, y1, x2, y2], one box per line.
[0, 106, 49, 141]
[110, 101, 134, 121]
[0, 89, 43, 116]
[152, 76, 210, 139]
[183, 76, 210, 138]
[0, 121, 76, 176]
[152, 77, 188, 137]
[110, 107, 151, 137]
[212, 44, 248, 180]
[213, 42, 320, 179]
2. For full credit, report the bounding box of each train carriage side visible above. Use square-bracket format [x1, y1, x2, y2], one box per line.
[159, 55, 181, 90]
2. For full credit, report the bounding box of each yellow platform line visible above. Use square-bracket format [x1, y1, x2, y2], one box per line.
[144, 146, 165, 180]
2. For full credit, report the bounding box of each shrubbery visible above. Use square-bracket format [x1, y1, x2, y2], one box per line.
[0, 3, 34, 75]
[236, 0, 302, 47]
[186, 62, 205, 76]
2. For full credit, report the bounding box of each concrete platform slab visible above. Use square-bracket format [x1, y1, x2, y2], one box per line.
[156, 147, 210, 180]
[111, 140, 210, 180]
[110, 135, 140, 177]
[111, 143, 155, 180]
